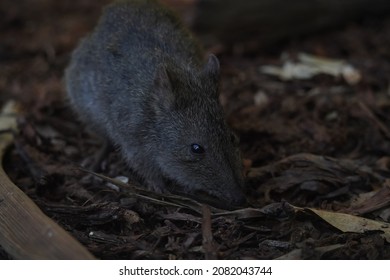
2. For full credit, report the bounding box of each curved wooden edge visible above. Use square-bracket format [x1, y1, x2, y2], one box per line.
[0, 101, 96, 259]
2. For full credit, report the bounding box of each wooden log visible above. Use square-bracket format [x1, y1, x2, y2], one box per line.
[0, 101, 95, 259]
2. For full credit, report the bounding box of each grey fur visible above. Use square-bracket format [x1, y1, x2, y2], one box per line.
[65, 0, 246, 207]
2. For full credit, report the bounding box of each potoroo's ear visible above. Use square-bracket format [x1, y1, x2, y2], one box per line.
[202, 54, 220, 98]
[153, 64, 175, 113]
[203, 54, 220, 81]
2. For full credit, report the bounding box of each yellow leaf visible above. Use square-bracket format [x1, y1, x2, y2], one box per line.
[306, 208, 390, 242]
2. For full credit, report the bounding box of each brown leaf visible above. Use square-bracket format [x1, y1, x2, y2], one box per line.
[346, 179, 390, 215]
[303, 207, 390, 242]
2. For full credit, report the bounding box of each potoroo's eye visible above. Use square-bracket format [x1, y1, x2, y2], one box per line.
[191, 143, 205, 154]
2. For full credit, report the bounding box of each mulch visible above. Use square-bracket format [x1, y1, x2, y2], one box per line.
[1, 0, 390, 259]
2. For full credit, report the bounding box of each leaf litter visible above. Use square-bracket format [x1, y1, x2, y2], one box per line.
[1, 0, 390, 259]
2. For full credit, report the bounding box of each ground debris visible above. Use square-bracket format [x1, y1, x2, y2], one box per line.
[1, 0, 390, 259]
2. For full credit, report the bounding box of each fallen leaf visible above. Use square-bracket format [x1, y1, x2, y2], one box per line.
[303, 208, 390, 242]
[346, 180, 390, 215]
[260, 52, 361, 85]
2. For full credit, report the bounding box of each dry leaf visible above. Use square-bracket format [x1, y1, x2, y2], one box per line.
[304, 208, 390, 242]
[346, 180, 390, 215]
[260, 52, 361, 85]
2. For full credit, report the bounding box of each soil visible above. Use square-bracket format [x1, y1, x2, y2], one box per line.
[1, 0, 390, 259]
